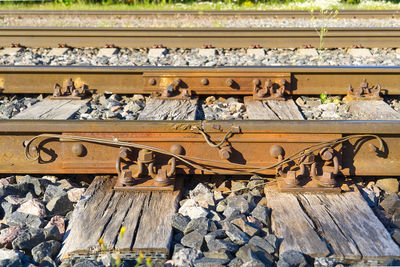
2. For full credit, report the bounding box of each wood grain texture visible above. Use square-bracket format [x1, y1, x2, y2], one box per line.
[244, 96, 279, 120]
[12, 99, 86, 120]
[264, 188, 330, 257]
[59, 176, 180, 260]
[298, 189, 400, 260]
[265, 186, 400, 261]
[266, 99, 304, 120]
[244, 97, 304, 120]
[134, 191, 180, 249]
[138, 98, 198, 120]
[348, 100, 400, 120]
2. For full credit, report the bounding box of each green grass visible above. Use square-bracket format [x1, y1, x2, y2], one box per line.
[0, 0, 399, 11]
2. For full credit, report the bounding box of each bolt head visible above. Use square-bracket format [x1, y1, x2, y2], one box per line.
[201, 78, 209, 85]
[72, 144, 86, 157]
[270, 145, 284, 159]
[148, 78, 156, 85]
[320, 148, 333, 161]
[226, 79, 233, 87]
[219, 146, 232, 160]
[170, 144, 185, 155]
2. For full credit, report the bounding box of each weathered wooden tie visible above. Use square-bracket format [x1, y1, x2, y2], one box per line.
[244, 97, 304, 120]
[138, 98, 198, 120]
[265, 185, 400, 263]
[59, 176, 180, 265]
[348, 100, 400, 120]
[12, 99, 86, 120]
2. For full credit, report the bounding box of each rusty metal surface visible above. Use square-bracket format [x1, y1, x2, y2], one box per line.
[0, 28, 398, 48]
[0, 121, 399, 177]
[1, 10, 399, 18]
[1, 66, 400, 95]
[2, 120, 400, 134]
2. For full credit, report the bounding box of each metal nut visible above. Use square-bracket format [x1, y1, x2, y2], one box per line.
[138, 149, 154, 162]
[219, 145, 232, 160]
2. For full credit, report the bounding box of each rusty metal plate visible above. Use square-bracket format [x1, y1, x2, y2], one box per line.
[1, 121, 399, 177]
[143, 72, 291, 95]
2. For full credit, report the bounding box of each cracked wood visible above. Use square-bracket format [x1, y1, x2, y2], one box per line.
[12, 99, 86, 120]
[138, 98, 198, 120]
[265, 186, 400, 261]
[59, 176, 180, 260]
[244, 97, 304, 120]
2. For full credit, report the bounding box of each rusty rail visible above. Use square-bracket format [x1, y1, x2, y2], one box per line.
[0, 120, 399, 178]
[1, 66, 400, 95]
[0, 28, 398, 48]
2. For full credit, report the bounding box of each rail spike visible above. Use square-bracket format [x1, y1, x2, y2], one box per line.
[51, 78, 89, 100]
[346, 78, 382, 101]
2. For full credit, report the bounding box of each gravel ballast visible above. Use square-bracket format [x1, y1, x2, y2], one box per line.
[1, 47, 400, 66]
[1, 16, 400, 28]
[2, 93, 400, 121]
[0, 175, 399, 266]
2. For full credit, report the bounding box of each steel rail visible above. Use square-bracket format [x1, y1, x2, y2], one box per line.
[0, 120, 399, 176]
[0, 27, 398, 48]
[0, 10, 399, 18]
[0, 66, 400, 95]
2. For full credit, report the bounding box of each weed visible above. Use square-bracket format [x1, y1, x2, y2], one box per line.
[96, 226, 152, 267]
[320, 92, 328, 104]
[310, 8, 339, 50]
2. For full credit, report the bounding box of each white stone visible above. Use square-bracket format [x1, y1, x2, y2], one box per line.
[97, 48, 119, 57]
[247, 48, 266, 58]
[17, 199, 47, 218]
[296, 48, 319, 57]
[348, 48, 372, 58]
[396, 48, 400, 54]
[67, 188, 85, 202]
[148, 48, 168, 58]
[0, 48, 23, 56]
[172, 248, 202, 267]
[0, 249, 23, 263]
[47, 48, 69, 57]
[199, 48, 217, 57]
[178, 199, 208, 219]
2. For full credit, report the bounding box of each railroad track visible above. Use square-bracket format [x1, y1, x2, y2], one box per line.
[0, 27, 398, 48]
[1, 20, 400, 264]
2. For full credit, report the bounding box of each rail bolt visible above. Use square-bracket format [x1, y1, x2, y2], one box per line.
[320, 148, 334, 161]
[253, 79, 261, 86]
[148, 78, 156, 86]
[270, 145, 284, 159]
[219, 145, 232, 160]
[201, 78, 209, 85]
[170, 144, 185, 155]
[226, 78, 234, 87]
[138, 149, 154, 163]
[71, 144, 86, 157]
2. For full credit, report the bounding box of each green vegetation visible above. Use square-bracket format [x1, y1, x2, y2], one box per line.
[310, 9, 339, 50]
[0, 0, 399, 11]
[97, 227, 152, 267]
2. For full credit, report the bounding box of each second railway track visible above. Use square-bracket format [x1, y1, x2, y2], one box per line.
[0, 27, 398, 48]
